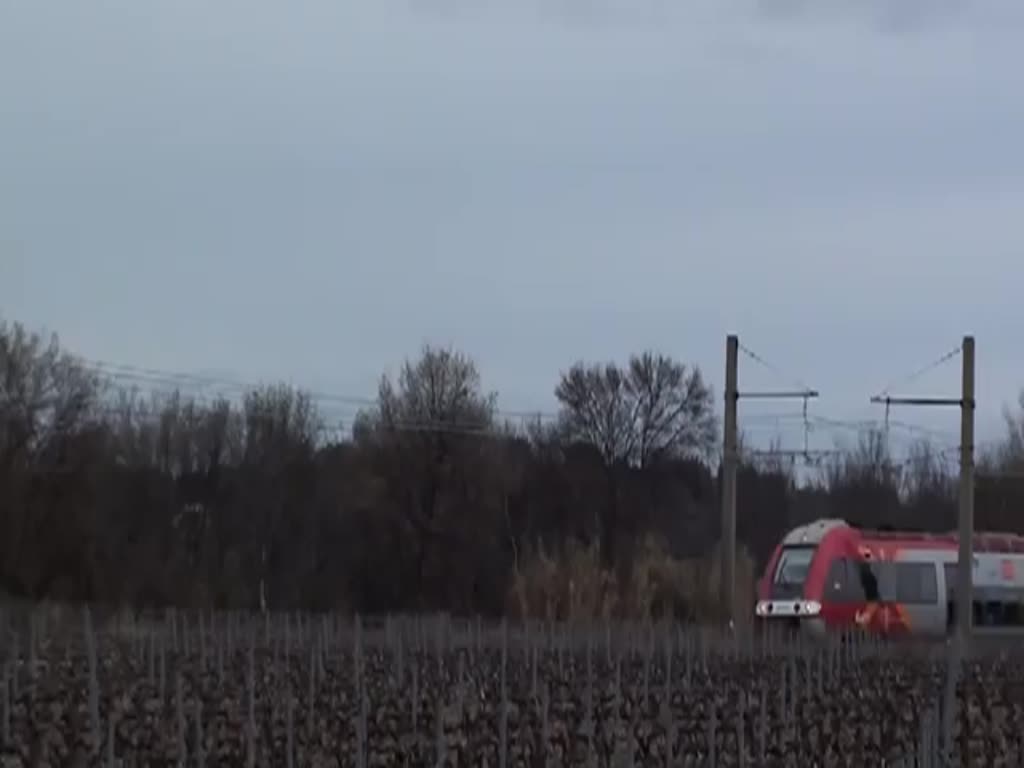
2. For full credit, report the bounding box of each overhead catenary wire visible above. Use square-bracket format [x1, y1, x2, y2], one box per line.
[75, 356, 562, 434]
[13, 389, 1007, 479]
[731, 341, 820, 475]
[873, 344, 963, 399]
[11, 366, 984, 457]
[80, 355, 846, 444]
[869, 344, 964, 459]
[81, 348, 955, 443]
[736, 342, 816, 397]
[10, 337, 1021, 508]
[808, 415, 959, 443]
[731, 407, 976, 473]
[724, 340, 979, 474]
[20, 350, 1008, 465]
[80, 358, 378, 408]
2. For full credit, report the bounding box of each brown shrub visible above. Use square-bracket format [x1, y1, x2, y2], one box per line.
[509, 535, 756, 624]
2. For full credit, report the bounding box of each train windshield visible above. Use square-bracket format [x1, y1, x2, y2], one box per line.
[772, 546, 816, 598]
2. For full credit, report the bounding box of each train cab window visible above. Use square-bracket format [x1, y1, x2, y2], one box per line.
[775, 547, 813, 584]
[772, 546, 815, 598]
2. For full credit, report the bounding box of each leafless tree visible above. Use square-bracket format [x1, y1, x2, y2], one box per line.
[900, 439, 953, 501]
[554, 351, 715, 567]
[354, 345, 500, 609]
[0, 322, 106, 597]
[996, 390, 1024, 470]
[237, 384, 321, 610]
[555, 351, 715, 468]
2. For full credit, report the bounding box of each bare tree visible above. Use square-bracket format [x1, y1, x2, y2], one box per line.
[241, 384, 319, 466]
[238, 384, 321, 610]
[821, 429, 891, 489]
[554, 351, 715, 567]
[818, 429, 904, 528]
[0, 322, 100, 466]
[355, 344, 499, 609]
[555, 352, 715, 468]
[739, 434, 797, 479]
[995, 390, 1024, 470]
[0, 321, 102, 597]
[901, 438, 954, 502]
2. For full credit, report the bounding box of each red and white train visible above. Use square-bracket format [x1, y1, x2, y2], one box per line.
[755, 519, 1024, 636]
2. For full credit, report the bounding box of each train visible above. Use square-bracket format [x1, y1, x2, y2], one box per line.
[754, 519, 1024, 636]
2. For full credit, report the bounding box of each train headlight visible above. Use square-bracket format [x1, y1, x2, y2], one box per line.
[803, 600, 821, 616]
[755, 601, 768, 616]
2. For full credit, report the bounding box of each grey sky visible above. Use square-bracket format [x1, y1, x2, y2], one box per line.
[2, 0, 1022, 457]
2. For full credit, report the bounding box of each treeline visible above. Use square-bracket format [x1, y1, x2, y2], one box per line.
[1, 319, 1022, 620]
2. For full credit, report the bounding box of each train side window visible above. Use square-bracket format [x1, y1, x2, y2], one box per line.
[920, 564, 938, 602]
[1008, 600, 1024, 627]
[895, 562, 938, 604]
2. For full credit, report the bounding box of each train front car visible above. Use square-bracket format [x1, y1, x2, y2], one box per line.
[755, 519, 847, 637]
[756, 519, 948, 638]
[757, 520, 1024, 638]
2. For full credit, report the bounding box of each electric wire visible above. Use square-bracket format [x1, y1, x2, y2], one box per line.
[736, 341, 816, 396]
[9, 351, 1011, 473]
[873, 344, 963, 399]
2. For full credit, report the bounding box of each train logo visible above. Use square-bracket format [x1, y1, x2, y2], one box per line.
[853, 602, 910, 632]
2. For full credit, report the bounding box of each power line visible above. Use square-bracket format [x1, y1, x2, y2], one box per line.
[736, 342, 816, 396]
[15, 360, 990, 454]
[81, 359, 378, 407]
[27, 350, 1014, 460]
[873, 344, 962, 398]
[808, 415, 958, 443]
[78, 356, 562, 430]
[87, 401, 552, 441]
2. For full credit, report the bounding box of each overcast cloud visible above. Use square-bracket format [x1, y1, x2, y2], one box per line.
[2, 0, 1022, 455]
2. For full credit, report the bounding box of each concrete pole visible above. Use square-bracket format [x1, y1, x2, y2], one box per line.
[957, 335, 975, 645]
[722, 335, 739, 627]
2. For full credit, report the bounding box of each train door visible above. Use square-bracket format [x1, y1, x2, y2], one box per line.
[852, 559, 906, 634]
[893, 555, 944, 636]
[941, 562, 956, 633]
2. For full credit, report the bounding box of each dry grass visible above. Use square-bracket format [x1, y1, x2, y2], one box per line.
[509, 535, 756, 624]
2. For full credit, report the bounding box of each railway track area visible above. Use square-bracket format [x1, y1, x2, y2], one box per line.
[2, 609, 1024, 766]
